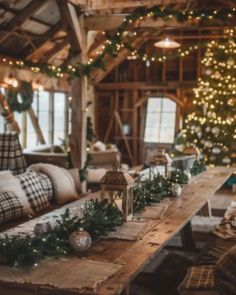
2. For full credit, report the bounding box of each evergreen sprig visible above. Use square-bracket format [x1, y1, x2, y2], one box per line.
[0, 199, 123, 267]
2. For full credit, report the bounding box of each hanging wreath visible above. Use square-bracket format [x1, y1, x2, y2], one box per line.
[6, 81, 33, 113]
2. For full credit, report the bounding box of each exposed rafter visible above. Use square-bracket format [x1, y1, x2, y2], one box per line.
[41, 38, 69, 63]
[70, 0, 187, 10]
[89, 32, 150, 84]
[0, 0, 48, 44]
[57, 0, 84, 56]
[21, 21, 63, 59]
[84, 14, 235, 31]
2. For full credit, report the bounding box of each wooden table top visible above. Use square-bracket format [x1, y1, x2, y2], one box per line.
[0, 166, 234, 295]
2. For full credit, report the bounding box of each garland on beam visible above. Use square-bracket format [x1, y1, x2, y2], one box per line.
[0, 8, 235, 79]
[0, 160, 207, 267]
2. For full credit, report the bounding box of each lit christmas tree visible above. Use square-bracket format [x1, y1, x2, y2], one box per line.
[184, 29, 236, 166]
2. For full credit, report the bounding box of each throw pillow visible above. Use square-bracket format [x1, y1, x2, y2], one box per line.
[38, 172, 54, 201]
[0, 170, 33, 216]
[0, 191, 26, 224]
[17, 170, 50, 213]
[214, 244, 236, 295]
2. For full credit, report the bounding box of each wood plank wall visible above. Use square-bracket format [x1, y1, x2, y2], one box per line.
[95, 47, 202, 166]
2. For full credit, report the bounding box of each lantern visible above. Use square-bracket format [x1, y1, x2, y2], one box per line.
[149, 149, 172, 177]
[100, 170, 135, 221]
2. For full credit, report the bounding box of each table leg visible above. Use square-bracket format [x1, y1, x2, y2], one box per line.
[180, 221, 196, 251]
[125, 284, 130, 295]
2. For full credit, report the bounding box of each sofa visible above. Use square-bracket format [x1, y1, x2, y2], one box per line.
[0, 164, 82, 232]
[23, 143, 128, 185]
[23, 145, 69, 169]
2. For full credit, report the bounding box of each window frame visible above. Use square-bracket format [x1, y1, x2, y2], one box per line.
[0, 88, 70, 149]
[143, 94, 179, 145]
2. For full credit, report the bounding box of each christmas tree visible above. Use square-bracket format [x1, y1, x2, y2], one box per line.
[184, 29, 236, 166]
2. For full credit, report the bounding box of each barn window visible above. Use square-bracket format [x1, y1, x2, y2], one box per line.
[5, 90, 69, 149]
[144, 97, 176, 144]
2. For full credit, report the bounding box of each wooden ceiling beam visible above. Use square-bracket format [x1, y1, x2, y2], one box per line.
[70, 0, 187, 10]
[96, 81, 196, 90]
[0, 3, 52, 28]
[89, 32, 149, 84]
[0, 0, 49, 44]
[21, 21, 63, 59]
[84, 15, 234, 31]
[41, 38, 69, 63]
[56, 0, 84, 55]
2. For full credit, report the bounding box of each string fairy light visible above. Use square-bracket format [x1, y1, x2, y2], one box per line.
[0, 8, 235, 79]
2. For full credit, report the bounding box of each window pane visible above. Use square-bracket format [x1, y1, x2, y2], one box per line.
[162, 98, 176, 112]
[0, 115, 4, 132]
[54, 92, 66, 145]
[27, 113, 37, 148]
[144, 97, 176, 144]
[38, 91, 49, 143]
[14, 111, 23, 145]
[147, 97, 162, 111]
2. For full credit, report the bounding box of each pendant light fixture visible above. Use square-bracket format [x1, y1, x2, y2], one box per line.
[154, 37, 181, 49]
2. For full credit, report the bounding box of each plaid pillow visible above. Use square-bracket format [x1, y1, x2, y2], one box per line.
[17, 170, 50, 213]
[0, 132, 26, 175]
[0, 191, 26, 223]
[38, 172, 53, 201]
[214, 245, 236, 295]
[179, 265, 215, 290]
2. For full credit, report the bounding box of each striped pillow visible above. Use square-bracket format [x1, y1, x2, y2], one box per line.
[0, 191, 26, 224]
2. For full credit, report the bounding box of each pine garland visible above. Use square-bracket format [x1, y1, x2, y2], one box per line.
[0, 161, 206, 267]
[0, 199, 123, 267]
[1, 9, 235, 79]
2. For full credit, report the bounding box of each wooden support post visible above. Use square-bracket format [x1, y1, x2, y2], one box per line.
[22, 112, 27, 149]
[27, 106, 46, 145]
[69, 14, 88, 192]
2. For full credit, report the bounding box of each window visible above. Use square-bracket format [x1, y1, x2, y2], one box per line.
[0, 90, 69, 149]
[144, 97, 176, 144]
[53, 92, 67, 145]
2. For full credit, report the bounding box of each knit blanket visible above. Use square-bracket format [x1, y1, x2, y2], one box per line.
[213, 201, 236, 240]
[30, 164, 78, 204]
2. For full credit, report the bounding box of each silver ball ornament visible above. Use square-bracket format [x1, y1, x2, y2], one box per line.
[171, 183, 182, 197]
[222, 157, 231, 164]
[212, 147, 221, 154]
[211, 127, 220, 136]
[69, 229, 92, 253]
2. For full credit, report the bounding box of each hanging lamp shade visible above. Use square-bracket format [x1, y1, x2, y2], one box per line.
[154, 37, 180, 49]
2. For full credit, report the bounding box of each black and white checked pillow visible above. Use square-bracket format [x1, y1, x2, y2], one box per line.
[38, 172, 53, 201]
[0, 191, 26, 224]
[17, 170, 50, 213]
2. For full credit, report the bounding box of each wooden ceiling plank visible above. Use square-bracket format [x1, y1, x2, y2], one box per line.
[56, 0, 83, 55]
[0, 0, 49, 44]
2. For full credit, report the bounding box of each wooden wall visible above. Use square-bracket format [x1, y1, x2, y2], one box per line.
[94, 46, 203, 166]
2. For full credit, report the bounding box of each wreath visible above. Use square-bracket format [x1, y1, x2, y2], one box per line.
[7, 80, 33, 113]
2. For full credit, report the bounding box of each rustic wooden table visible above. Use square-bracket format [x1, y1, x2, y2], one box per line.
[0, 166, 234, 295]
